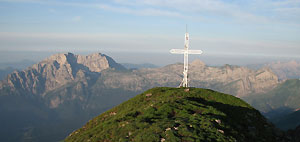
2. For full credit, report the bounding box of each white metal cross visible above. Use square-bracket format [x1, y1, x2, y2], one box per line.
[170, 28, 203, 87]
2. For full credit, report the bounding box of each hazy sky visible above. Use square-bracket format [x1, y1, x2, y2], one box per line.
[0, 0, 300, 63]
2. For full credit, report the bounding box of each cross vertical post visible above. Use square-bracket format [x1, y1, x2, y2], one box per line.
[170, 27, 203, 88]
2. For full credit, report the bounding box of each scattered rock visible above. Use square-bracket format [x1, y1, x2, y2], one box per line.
[215, 119, 221, 124]
[110, 112, 117, 116]
[184, 88, 190, 92]
[218, 129, 224, 134]
[146, 93, 152, 97]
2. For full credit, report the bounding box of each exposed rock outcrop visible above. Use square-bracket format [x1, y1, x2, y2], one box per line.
[0, 53, 279, 98]
[0, 53, 125, 96]
[131, 61, 279, 97]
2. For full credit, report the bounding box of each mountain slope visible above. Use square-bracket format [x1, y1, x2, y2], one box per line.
[0, 52, 281, 142]
[274, 110, 300, 130]
[288, 125, 300, 142]
[136, 60, 279, 97]
[244, 79, 300, 114]
[243, 79, 300, 130]
[0, 52, 127, 142]
[65, 87, 286, 142]
[0, 52, 125, 96]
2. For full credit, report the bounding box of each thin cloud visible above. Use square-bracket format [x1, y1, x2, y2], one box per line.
[112, 0, 266, 22]
[112, 0, 299, 24]
[93, 3, 183, 17]
[1, 0, 300, 24]
[0, 0, 184, 18]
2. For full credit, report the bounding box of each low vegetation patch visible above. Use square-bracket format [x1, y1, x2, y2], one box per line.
[65, 87, 287, 142]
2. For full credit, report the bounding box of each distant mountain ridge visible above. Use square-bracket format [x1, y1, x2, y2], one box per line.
[0, 54, 279, 98]
[247, 60, 300, 80]
[122, 60, 279, 97]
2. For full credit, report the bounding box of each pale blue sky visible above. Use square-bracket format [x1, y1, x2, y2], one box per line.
[0, 0, 300, 60]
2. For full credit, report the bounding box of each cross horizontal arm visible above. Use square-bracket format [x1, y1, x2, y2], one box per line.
[170, 49, 185, 54]
[187, 50, 203, 54]
[170, 49, 203, 54]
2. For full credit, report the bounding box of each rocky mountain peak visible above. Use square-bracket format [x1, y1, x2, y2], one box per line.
[190, 59, 205, 66]
[76, 53, 110, 72]
[45, 52, 75, 65]
[0, 52, 125, 95]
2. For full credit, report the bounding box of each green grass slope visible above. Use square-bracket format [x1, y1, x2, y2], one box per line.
[65, 87, 286, 142]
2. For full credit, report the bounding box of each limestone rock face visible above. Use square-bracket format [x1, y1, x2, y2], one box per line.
[97, 60, 279, 97]
[192, 64, 278, 97]
[77, 53, 111, 72]
[189, 65, 278, 97]
[0, 54, 279, 99]
[0, 53, 125, 96]
[133, 62, 279, 97]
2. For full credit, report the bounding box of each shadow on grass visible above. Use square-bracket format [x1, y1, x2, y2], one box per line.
[185, 96, 282, 142]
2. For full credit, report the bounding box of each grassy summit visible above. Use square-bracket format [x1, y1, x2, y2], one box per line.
[65, 87, 285, 142]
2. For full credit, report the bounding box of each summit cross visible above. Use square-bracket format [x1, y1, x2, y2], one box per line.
[170, 27, 203, 87]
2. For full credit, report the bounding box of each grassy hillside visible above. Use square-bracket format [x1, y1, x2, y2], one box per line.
[65, 87, 285, 142]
